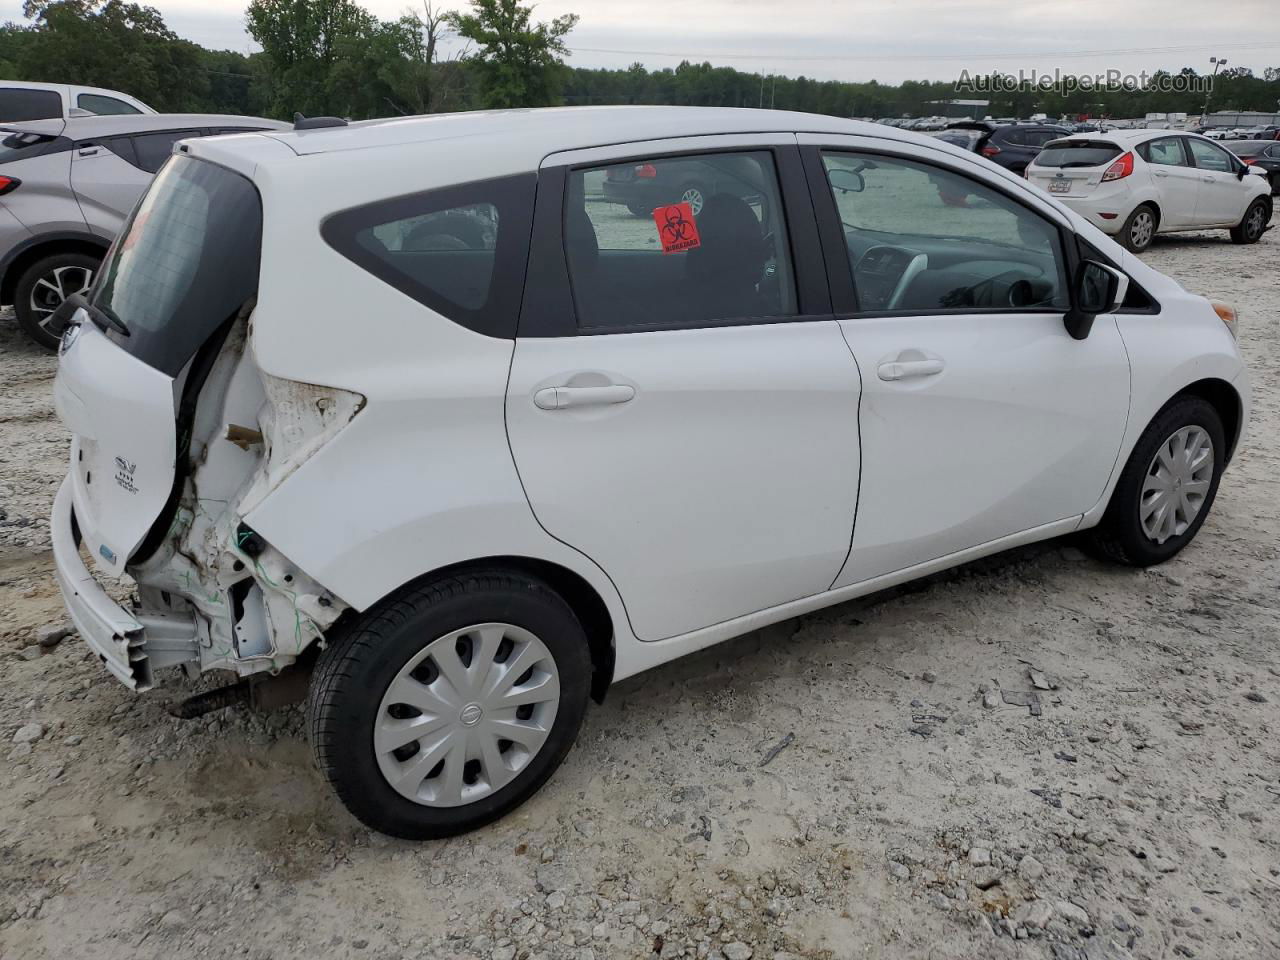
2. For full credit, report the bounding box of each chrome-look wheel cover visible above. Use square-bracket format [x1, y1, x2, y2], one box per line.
[1130, 211, 1154, 248]
[1140, 425, 1214, 544]
[30, 265, 94, 319]
[374, 623, 560, 807]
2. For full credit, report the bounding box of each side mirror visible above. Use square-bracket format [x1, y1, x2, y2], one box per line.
[1064, 260, 1129, 340]
[828, 169, 865, 194]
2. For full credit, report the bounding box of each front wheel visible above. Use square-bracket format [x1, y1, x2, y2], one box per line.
[14, 252, 99, 350]
[1230, 197, 1270, 244]
[1087, 396, 1226, 567]
[308, 569, 591, 839]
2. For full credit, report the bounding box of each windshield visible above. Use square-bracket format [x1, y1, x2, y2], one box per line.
[1035, 141, 1122, 168]
[92, 155, 261, 376]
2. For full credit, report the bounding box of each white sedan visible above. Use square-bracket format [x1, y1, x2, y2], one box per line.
[1027, 130, 1272, 251]
[48, 107, 1250, 838]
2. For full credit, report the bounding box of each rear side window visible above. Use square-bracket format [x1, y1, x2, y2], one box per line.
[1036, 141, 1122, 168]
[564, 150, 797, 331]
[77, 93, 141, 116]
[0, 88, 63, 122]
[322, 173, 535, 339]
[92, 155, 262, 376]
[1139, 137, 1188, 166]
[132, 130, 201, 174]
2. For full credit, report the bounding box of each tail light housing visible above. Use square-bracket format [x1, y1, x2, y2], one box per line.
[635, 163, 657, 179]
[1241, 157, 1258, 165]
[1101, 152, 1134, 182]
[980, 144, 1001, 158]
[0, 175, 21, 196]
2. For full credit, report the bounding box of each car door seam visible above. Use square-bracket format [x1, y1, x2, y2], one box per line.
[828, 321, 864, 591]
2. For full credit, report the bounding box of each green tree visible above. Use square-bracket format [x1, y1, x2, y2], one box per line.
[446, 0, 577, 109]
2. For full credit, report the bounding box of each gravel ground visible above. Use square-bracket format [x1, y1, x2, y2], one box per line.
[1, 229, 1277, 960]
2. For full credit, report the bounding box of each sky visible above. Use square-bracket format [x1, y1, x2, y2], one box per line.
[6, 0, 1280, 86]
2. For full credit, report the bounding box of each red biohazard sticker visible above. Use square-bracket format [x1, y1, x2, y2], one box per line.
[653, 202, 701, 254]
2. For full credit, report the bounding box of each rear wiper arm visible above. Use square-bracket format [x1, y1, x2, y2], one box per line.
[41, 292, 129, 340]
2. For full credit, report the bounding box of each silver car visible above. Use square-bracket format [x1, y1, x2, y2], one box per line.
[0, 113, 286, 348]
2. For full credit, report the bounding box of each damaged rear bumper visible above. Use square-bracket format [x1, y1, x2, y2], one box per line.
[51, 475, 200, 691]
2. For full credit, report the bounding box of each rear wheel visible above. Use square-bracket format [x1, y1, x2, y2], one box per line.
[1120, 204, 1157, 252]
[14, 252, 99, 350]
[1087, 396, 1225, 567]
[308, 569, 591, 839]
[1230, 197, 1270, 244]
[627, 201, 653, 218]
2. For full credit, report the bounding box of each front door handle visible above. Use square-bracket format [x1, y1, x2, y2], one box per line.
[1201, 175, 1214, 182]
[877, 358, 945, 381]
[533, 384, 635, 410]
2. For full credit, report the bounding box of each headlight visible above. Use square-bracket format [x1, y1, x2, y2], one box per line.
[1210, 300, 1240, 340]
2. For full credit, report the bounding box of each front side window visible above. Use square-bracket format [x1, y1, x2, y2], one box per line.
[322, 173, 534, 339]
[93, 155, 262, 376]
[1142, 137, 1188, 166]
[564, 150, 796, 331]
[1187, 138, 1235, 173]
[77, 93, 142, 116]
[822, 151, 1069, 313]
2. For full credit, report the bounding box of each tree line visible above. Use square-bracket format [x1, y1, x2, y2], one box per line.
[2, 0, 1278, 122]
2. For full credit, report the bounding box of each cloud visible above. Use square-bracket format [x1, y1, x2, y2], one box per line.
[3, 0, 1277, 84]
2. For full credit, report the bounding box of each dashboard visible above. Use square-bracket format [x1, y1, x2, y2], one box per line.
[847, 230, 1064, 313]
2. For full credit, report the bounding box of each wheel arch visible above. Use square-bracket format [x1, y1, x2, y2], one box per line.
[1, 232, 109, 305]
[1172, 377, 1243, 463]
[381, 555, 616, 704]
[1134, 198, 1161, 230]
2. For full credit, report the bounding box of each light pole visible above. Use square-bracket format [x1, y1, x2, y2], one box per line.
[1201, 56, 1227, 127]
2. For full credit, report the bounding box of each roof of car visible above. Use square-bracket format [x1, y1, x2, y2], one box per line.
[254, 105, 942, 161]
[1, 113, 287, 138]
[1049, 128, 1195, 144]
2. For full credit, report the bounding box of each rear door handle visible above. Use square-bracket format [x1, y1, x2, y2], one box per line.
[533, 384, 635, 410]
[1153, 169, 1169, 177]
[878, 359, 945, 381]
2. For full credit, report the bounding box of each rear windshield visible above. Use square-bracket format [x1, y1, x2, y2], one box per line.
[92, 155, 261, 376]
[0, 88, 62, 122]
[0, 129, 65, 164]
[1224, 141, 1265, 157]
[1035, 141, 1123, 168]
[936, 130, 982, 149]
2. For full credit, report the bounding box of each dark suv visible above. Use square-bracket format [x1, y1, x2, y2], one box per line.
[937, 122, 1073, 175]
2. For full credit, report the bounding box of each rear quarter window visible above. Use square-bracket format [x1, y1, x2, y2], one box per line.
[321, 173, 535, 339]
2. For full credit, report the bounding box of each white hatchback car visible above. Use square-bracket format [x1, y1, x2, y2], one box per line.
[1027, 130, 1272, 251]
[49, 107, 1250, 838]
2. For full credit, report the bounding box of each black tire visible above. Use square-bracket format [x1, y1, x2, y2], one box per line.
[626, 201, 653, 218]
[1087, 396, 1226, 567]
[308, 568, 591, 839]
[14, 252, 100, 351]
[1120, 204, 1157, 253]
[1229, 197, 1270, 244]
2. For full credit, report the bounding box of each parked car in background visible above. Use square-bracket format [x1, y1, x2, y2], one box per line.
[0, 112, 287, 347]
[1223, 139, 1280, 193]
[46, 106, 1249, 839]
[1244, 125, 1280, 141]
[936, 121, 1072, 174]
[1202, 129, 1231, 140]
[0, 81, 154, 122]
[601, 154, 763, 217]
[1027, 130, 1273, 251]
